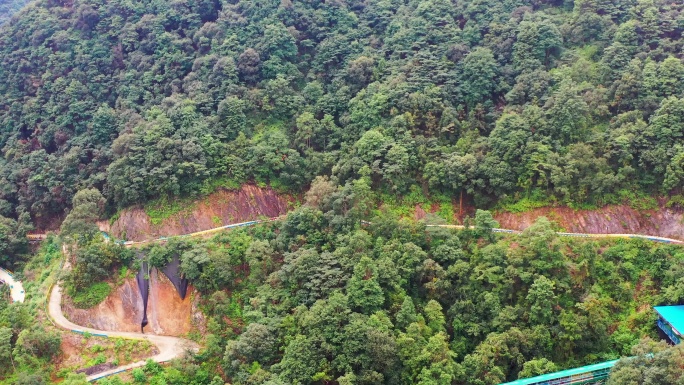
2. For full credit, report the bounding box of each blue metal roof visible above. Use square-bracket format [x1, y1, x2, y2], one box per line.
[654, 305, 684, 336]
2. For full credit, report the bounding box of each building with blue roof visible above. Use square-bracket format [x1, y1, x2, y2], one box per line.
[654, 305, 684, 345]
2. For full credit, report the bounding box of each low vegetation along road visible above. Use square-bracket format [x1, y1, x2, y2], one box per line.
[0, 267, 25, 302]
[48, 260, 197, 382]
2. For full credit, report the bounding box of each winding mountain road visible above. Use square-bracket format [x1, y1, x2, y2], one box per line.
[48, 261, 197, 381]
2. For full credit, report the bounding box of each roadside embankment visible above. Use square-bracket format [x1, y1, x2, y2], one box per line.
[493, 204, 684, 241]
[414, 201, 684, 241]
[48, 268, 197, 381]
[103, 185, 293, 242]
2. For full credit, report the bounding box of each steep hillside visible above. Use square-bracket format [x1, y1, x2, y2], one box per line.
[4, 0, 684, 384]
[106, 183, 684, 242]
[0, 0, 30, 25]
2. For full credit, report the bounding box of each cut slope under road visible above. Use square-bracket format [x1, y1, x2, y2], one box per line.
[0, 267, 25, 302]
[48, 269, 197, 381]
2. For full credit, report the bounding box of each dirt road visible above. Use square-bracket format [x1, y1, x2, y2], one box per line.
[48, 275, 196, 381]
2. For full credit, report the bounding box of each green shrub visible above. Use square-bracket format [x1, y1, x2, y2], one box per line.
[200, 176, 242, 195]
[144, 197, 194, 226]
[615, 189, 659, 211]
[434, 194, 455, 223]
[499, 197, 551, 213]
[403, 185, 428, 206]
[497, 189, 555, 213]
[93, 353, 107, 365]
[109, 211, 121, 226]
[132, 368, 146, 383]
[666, 195, 684, 208]
[71, 282, 111, 309]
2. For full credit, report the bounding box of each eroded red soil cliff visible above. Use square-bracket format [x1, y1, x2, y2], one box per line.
[494, 205, 684, 240]
[63, 278, 144, 333]
[413, 201, 684, 240]
[63, 269, 199, 336]
[106, 185, 293, 241]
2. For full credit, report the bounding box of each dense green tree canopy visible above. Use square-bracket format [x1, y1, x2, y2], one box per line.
[0, 0, 30, 25]
[2, 0, 684, 384]
[1, 0, 684, 227]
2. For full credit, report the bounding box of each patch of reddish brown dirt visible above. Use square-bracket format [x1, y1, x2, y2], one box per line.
[56, 331, 157, 374]
[58, 333, 83, 367]
[414, 205, 427, 220]
[492, 205, 684, 241]
[33, 213, 65, 234]
[108, 185, 293, 241]
[63, 270, 199, 336]
[145, 269, 195, 336]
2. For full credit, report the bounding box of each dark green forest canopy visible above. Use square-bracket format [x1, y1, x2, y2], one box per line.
[1, 0, 684, 224]
[0, 0, 31, 25]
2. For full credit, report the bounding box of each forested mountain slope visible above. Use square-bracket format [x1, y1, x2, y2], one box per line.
[0, 0, 30, 25]
[5, 2, 684, 385]
[1, 0, 684, 229]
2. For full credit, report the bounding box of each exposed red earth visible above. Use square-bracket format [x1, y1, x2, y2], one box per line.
[104, 185, 294, 241]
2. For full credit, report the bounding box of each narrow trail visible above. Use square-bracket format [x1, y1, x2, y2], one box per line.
[0, 267, 24, 302]
[122, 218, 684, 246]
[48, 261, 197, 381]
